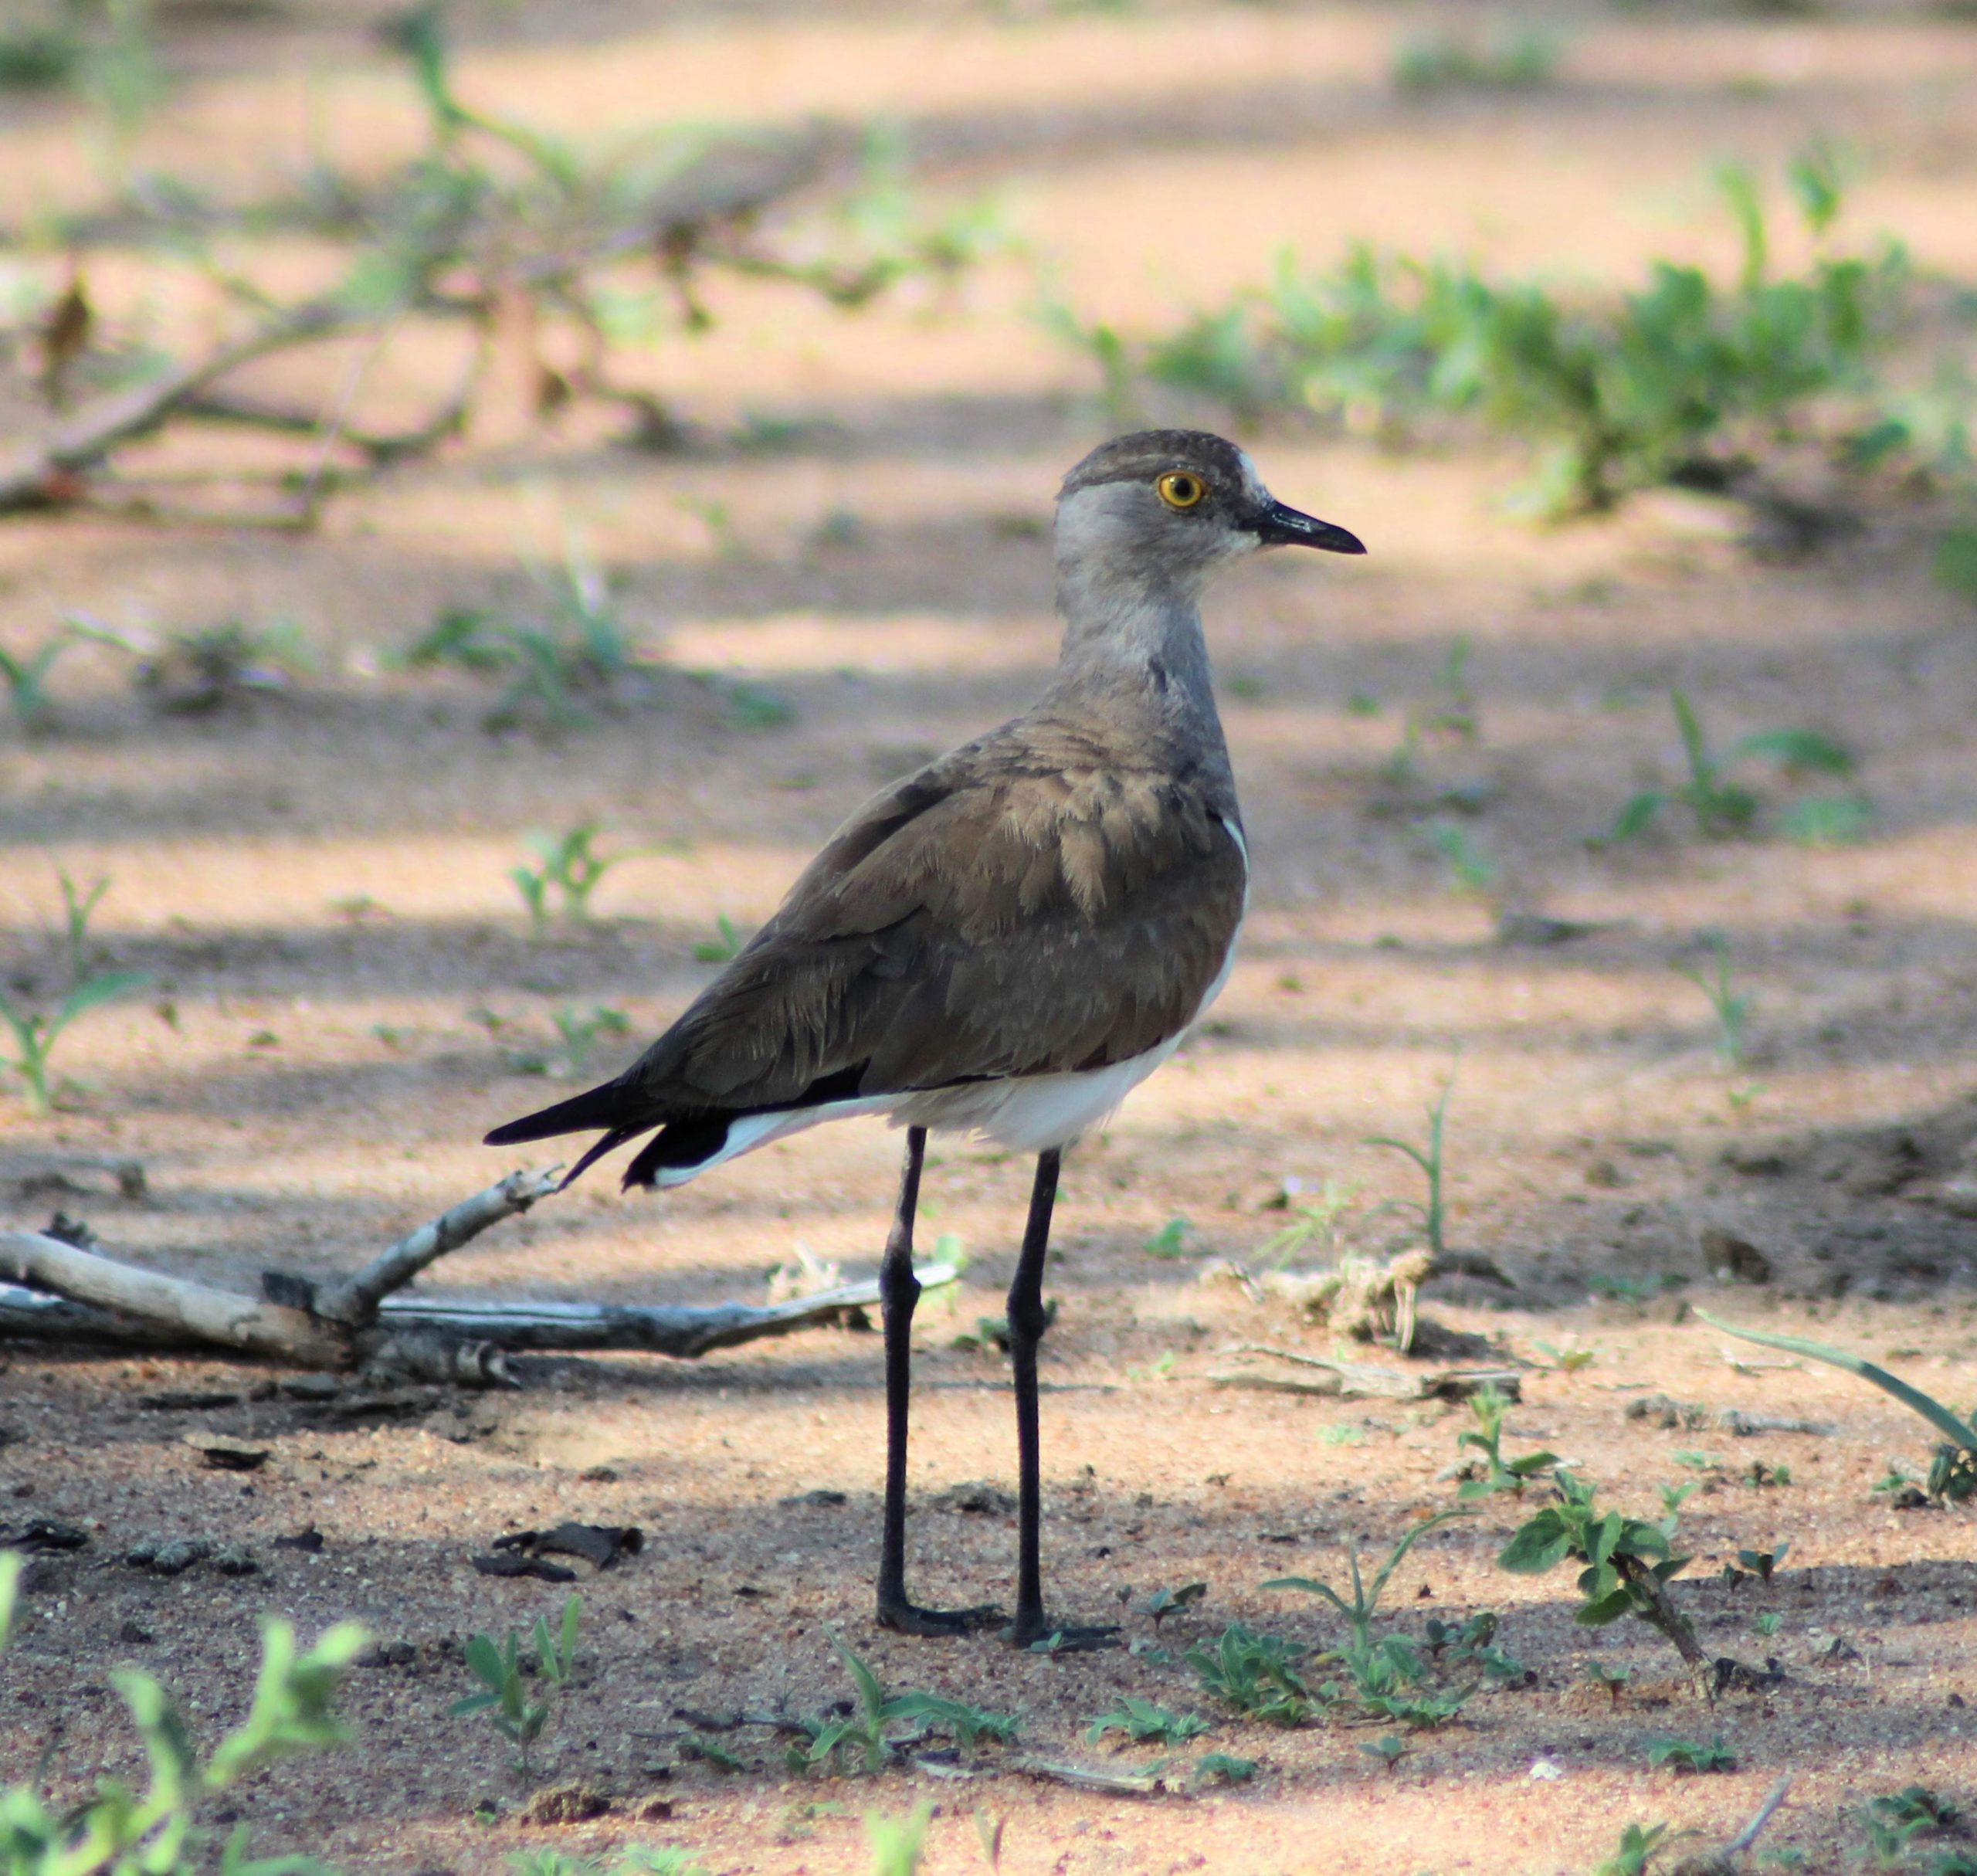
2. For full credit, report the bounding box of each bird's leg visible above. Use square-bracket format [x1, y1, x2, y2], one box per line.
[876, 1125, 999, 1637]
[1003, 1148, 1118, 1652]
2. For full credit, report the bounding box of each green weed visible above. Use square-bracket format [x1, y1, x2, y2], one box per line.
[1144, 1216, 1195, 1258]
[865, 1803, 933, 1876]
[1592, 1823, 1671, 1876]
[505, 1005, 632, 1078]
[1677, 931, 1753, 1070]
[1142, 1580, 1208, 1626]
[511, 823, 631, 933]
[1609, 690, 1854, 844]
[1192, 1752, 1256, 1786]
[1265, 1510, 1476, 1726]
[794, 1632, 1017, 1776]
[693, 914, 747, 963]
[1497, 1472, 1704, 1671]
[1070, 149, 1911, 518]
[1424, 819, 1497, 897]
[1454, 1384, 1559, 1499]
[1698, 1308, 1977, 1506]
[1358, 1734, 1410, 1773]
[1392, 24, 1560, 94]
[0, 969, 149, 1114]
[1037, 290, 1144, 430]
[0, 629, 80, 732]
[1083, 1698, 1210, 1749]
[449, 1595, 582, 1776]
[1646, 1734, 1736, 1773]
[1185, 1623, 1315, 1726]
[1261, 1176, 1359, 1266]
[510, 1851, 708, 1876]
[0, 1549, 365, 1876]
[1365, 1062, 1458, 1261]
[53, 863, 110, 979]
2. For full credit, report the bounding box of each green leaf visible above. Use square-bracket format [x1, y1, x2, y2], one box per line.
[1694, 1308, 1977, 1450]
[1497, 1513, 1572, 1575]
[1730, 727, 1853, 777]
[54, 969, 149, 1030]
[464, 1633, 510, 1693]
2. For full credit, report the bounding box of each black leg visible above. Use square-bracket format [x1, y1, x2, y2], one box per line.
[1003, 1148, 1117, 1651]
[875, 1126, 998, 1637]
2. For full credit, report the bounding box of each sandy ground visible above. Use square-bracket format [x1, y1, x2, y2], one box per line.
[5, 2, 1977, 1871]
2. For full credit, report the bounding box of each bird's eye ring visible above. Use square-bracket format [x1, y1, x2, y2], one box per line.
[1157, 471, 1206, 510]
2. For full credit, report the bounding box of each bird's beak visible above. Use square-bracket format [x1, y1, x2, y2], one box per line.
[1254, 499, 1366, 555]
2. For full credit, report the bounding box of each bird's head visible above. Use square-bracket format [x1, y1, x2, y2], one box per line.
[1054, 429, 1365, 607]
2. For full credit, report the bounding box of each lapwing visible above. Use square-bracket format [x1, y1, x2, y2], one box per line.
[486, 430, 1365, 1644]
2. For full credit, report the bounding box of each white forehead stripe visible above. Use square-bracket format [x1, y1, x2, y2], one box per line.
[1235, 448, 1270, 506]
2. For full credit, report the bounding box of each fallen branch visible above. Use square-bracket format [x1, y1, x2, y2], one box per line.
[0, 1169, 954, 1374]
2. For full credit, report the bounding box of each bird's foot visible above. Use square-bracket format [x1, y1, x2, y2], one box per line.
[877, 1596, 1002, 1638]
[1002, 1615, 1123, 1654]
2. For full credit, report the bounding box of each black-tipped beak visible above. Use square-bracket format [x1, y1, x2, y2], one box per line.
[1255, 500, 1366, 555]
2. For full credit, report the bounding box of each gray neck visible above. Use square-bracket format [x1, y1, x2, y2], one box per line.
[1046, 559, 1237, 806]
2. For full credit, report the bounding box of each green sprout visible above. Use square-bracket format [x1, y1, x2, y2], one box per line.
[449, 1595, 582, 1776]
[0, 970, 149, 1114]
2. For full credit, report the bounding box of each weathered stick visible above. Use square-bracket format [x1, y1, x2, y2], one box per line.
[367, 1264, 957, 1359]
[0, 1156, 957, 1369]
[0, 1230, 348, 1363]
[312, 1168, 562, 1327]
[0, 300, 366, 514]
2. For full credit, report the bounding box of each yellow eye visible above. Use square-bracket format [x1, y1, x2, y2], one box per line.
[1157, 471, 1206, 510]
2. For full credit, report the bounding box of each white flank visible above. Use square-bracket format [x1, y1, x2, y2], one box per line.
[656, 816, 1250, 1185]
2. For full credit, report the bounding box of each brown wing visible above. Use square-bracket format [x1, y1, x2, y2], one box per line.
[623, 730, 1245, 1111]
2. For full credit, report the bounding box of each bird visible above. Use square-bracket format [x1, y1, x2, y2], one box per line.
[484, 429, 1365, 1645]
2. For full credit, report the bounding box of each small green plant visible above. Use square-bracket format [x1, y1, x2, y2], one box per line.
[449, 1594, 582, 1776]
[1583, 1660, 1633, 1708]
[692, 914, 748, 963]
[1647, 1734, 1736, 1773]
[0, 1549, 365, 1876]
[1143, 1580, 1208, 1626]
[1677, 932, 1753, 1069]
[1611, 691, 1855, 844]
[1858, 1789, 1962, 1870]
[795, 1631, 1017, 1776]
[1424, 819, 1497, 897]
[720, 678, 795, 731]
[0, 628, 80, 732]
[1144, 1216, 1194, 1258]
[1365, 1062, 1458, 1261]
[1454, 1384, 1559, 1498]
[510, 1851, 708, 1876]
[53, 862, 111, 979]
[1192, 1752, 1256, 1787]
[1593, 1823, 1671, 1876]
[1697, 1310, 1977, 1506]
[402, 533, 653, 733]
[510, 823, 631, 933]
[1261, 1176, 1359, 1265]
[1083, 1698, 1210, 1749]
[1036, 289, 1143, 429]
[1420, 1610, 1524, 1683]
[1392, 23, 1560, 94]
[866, 1803, 933, 1876]
[1060, 148, 1914, 519]
[0, 969, 149, 1114]
[1359, 1734, 1410, 1773]
[1658, 1481, 1698, 1521]
[1751, 1612, 1782, 1638]
[1266, 1510, 1476, 1727]
[1185, 1623, 1314, 1725]
[1497, 1472, 1704, 1672]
